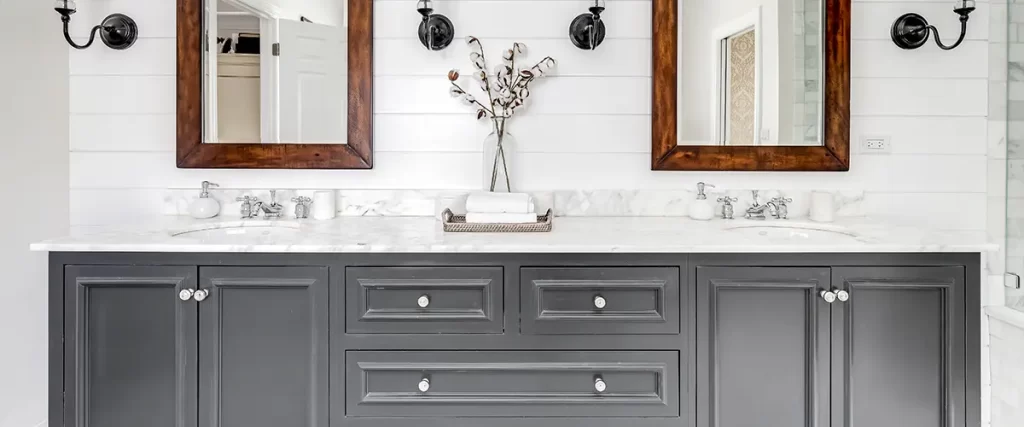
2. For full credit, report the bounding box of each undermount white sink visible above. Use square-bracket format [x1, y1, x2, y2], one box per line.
[169, 221, 304, 240]
[725, 223, 865, 242]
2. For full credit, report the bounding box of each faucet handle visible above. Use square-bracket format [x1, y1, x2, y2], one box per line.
[771, 197, 793, 205]
[291, 196, 312, 204]
[235, 195, 250, 203]
[717, 196, 738, 205]
[750, 190, 761, 206]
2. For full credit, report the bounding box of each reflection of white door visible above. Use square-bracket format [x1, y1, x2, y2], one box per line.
[277, 19, 348, 144]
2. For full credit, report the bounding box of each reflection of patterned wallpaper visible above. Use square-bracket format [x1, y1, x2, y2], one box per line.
[727, 30, 756, 146]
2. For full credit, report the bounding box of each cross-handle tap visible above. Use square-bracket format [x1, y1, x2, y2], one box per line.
[291, 196, 312, 219]
[717, 196, 739, 219]
[235, 195, 260, 219]
[770, 197, 793, 219]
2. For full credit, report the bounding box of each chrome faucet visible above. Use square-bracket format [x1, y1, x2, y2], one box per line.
[252, 190, 284, 219]
[745, 190, 771, 220]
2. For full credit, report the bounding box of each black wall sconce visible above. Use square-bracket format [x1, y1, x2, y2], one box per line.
[417, 0, 454, 51]
[569, 0, 606, 50]
[891, 0, 974, 50]
[54, 1, 138, 50]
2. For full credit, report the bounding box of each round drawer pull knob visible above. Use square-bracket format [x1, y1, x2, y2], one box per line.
[417, 295, 430, 308]
[836, 290, 850, 302]
[593, 295, 607, 309]
[193, 289, 210, 302]
[418, 378, 431, 392]
[179, 288, 195, 301]
[819, 290, 836, 303]
[594, 377, 607, 393]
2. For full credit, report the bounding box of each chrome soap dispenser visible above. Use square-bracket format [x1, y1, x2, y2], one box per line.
[689, 182, 716, 221]
[188, 181, 221, 219]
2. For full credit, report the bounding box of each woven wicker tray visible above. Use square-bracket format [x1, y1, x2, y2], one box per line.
[441, 209, 553, 232]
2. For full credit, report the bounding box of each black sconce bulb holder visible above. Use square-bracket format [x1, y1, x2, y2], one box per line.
[569, 2, 607, 50]
[417, 0, 454, 51]
[891, 2, 975, 51]
[55, 1, 138, 51]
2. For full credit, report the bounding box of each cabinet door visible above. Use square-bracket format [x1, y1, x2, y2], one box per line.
[198, 266, 328, 427]
[832, 267, 966, 427]
[63, 265, 197, 427]
[697, 267, 831, 427]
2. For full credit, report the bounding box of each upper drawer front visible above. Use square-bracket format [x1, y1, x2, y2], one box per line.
[521, 267, 680, 335]
[346, 267, 503, 334]
[346, 351, 679, 418]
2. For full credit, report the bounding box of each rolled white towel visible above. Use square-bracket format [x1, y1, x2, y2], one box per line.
[465, 212, 539, 224]
[466, 192, 535, 214]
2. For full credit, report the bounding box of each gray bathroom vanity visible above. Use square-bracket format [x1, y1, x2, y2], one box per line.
[45, 250, 982, 427]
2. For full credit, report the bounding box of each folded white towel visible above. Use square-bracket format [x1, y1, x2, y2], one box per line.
[465, 212, 539, 224]
[466, 192, 535, 214]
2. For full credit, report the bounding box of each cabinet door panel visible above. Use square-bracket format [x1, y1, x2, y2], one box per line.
[63, 265, 197, 427]
[697, 267, 831, 427]
[199, 266, 328, 427]
[833, 267, 965, 427]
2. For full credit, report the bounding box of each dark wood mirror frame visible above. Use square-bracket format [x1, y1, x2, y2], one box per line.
[652, 0, 849, 171]
[176, 0, 372, 169]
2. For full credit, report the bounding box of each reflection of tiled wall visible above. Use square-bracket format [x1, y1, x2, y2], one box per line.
[791, 0, 820, 146]
[1004, 0, 1024, 310]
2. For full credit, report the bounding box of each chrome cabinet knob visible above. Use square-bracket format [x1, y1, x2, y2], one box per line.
[179, 288, 195, 301]
[594, 377, 607, 393]
[417, 295, 430, 308]
[193, 289, 210, 302]
[593, 295, 607, 309]
[819, 290, 836, 303]
[418, 378, 431, 392]
[836, 289, 850, 302]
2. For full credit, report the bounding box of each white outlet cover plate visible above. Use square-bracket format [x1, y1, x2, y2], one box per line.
[859, 135, 891, 154]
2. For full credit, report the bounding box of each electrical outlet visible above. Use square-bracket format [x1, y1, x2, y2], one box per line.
[860, 135, 891, 154]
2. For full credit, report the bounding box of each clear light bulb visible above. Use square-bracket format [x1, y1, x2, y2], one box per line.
[54, 0, 76, 12]
[955, 0, 976, 12]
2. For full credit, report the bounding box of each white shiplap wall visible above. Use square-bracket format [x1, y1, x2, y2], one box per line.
[69, 0, 992, 231]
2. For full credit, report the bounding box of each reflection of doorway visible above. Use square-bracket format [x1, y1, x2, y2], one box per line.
[724, 29, 756, 146]
[710, 7, 762, 146]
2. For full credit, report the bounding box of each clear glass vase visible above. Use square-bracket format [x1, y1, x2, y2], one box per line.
[482, 117, 516, 192]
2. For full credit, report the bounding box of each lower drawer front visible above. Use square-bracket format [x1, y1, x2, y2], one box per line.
[346, 351, 679, 418]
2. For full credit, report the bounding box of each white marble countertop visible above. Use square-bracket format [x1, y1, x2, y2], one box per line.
[30, 215, 997, 253]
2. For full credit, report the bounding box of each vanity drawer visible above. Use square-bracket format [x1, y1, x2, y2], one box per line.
[521, 267, 680, 335]
[346, 267, 503, 334]
[345, 351, 679, 418]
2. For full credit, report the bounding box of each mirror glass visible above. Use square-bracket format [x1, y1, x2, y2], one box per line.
[203, 0, 348, 144]
[677, 0, 821, 146]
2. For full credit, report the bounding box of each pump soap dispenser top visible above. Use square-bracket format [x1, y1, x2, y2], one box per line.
[189, 181, 221, 219]
[689, 182, 716, 221]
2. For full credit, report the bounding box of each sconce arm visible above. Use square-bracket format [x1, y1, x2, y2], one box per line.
[930, 16, 969, 51]
[61, 16, 107, 50]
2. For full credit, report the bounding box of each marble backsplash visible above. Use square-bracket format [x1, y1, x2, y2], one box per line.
[162, 188, 866, 219]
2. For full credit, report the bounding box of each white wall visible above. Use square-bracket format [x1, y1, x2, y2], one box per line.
[0, 1, 70, 426]
[68, 0, 992, 236]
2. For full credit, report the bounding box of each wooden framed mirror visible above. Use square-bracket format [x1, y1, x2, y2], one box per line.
[176, 0, 372, 169]
[652, 0, 849, 171]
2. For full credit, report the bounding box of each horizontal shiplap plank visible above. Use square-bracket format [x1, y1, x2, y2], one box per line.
[69, 38, 176, 76]
[374, 1, 651, 39]
[851, 78, 989, 116]
[862, 192, 988, 230]
[374, 114, 651, 153]
[375, 76, 650, 114]
[851, 116, 988, 155]
[70, 151, 483, 189]
[852, 40, 989, 79]
[70, 76, 175, 114]
[70, 189, 174, 226]
[70, 114, 175, 152]
[506, 153, 987, 192]
[375, 38, 651, 77]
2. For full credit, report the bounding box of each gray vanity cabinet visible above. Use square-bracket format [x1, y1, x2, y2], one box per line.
[63, 266, 198, 427]
[696, 265, 967, 427]
[197, 266, 329, 427]
[832, 267, 966, 427]
[696, 267, 832, 427]
[61, 264, 328, 427]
